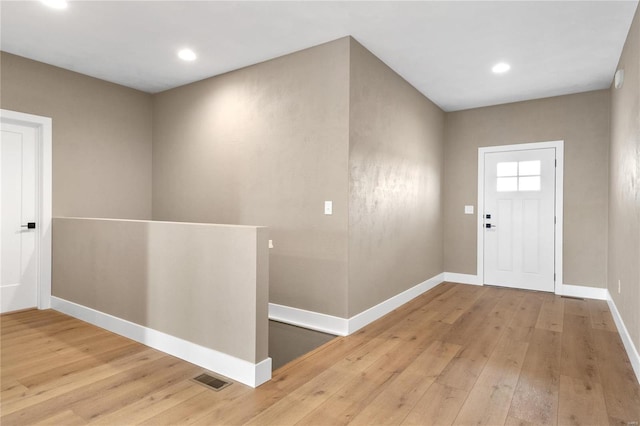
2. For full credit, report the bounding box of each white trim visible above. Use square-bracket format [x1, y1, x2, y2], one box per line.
[441, 276, 609, 301]
[347, 273, 444, 334]
[269, 273, 445, 336]
[477, 141, 564, 291]
[253, 358, 273, 388]
[0, 109, 52, 310]
[606, 291, 640, 385]
[269, 303, 349, 336]
[443, 272, 482, 286]
[51, 296, 271, 388]
[556, 283, 608, 300]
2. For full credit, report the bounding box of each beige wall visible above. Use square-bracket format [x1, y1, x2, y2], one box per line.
[348, 39, 444, 316]
[0, 52, 153, 219]
[152, 37, 445, 318]
[152, 38, 351, 317]
[6, 32, 627, 337]
[444, 90, 610, 288]
[608, 7, 639, 351]
[52, 217, 269, 363]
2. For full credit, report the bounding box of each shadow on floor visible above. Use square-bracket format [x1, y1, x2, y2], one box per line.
[269, 320, 336, 370]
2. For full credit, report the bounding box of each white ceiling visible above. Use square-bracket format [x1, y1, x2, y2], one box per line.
[1, 1, 637, 111]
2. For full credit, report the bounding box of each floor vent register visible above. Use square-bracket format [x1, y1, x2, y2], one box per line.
[191, 373, 232, 392]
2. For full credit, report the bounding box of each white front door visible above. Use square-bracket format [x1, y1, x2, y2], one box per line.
[483, 148, 556, 292]
[1, 122, 38, 313]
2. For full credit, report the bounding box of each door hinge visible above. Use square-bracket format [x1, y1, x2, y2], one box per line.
[554, 273, 556, 282]
[554, 216, 556, 224]
[555, 159, 557, 167]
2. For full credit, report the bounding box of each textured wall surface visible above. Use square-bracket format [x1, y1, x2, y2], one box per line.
[0, 52, 153, 219]
[348, 39, 445, 316]
[152, 38, 350, 317]
[608, 6, 640, 352]
[52, 218, 269, 363]
[444, 90, 610, 288]
[6, 29, 631, 340]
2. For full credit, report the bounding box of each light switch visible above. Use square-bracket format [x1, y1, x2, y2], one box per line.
[268, 240, 274, 249]
[464, 205, 474, 215]
[324, 201, 333, 215]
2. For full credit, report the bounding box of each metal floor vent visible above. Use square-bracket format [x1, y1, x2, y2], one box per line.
[192, 373, 231, 392]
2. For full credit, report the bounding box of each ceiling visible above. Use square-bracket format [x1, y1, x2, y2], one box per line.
[1, 1, 637, 111]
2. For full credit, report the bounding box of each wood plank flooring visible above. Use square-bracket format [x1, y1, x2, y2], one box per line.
[2, 283, 639, 425]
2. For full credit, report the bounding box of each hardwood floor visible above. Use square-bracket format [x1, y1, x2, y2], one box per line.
[2, 283, 639, 425]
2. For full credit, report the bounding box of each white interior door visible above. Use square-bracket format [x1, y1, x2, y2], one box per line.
[483, 148, 556, 292]
[1, 122, 38, 313]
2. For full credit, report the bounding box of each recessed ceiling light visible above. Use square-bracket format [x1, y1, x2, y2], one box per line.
[492, 62, 511, 74]
[40, 0, 68, 9]
[178, 49, 197, 62]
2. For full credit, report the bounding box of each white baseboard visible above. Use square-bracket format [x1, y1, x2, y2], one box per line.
[269, 273, 445, 336]
[269, 303, 349, 336]
[556, 283, 608, 300]
[443, 272, 482, 286]
[51, 296, 271, 388]
[606, 291, 640, 385]
[347, 273, 445, 334]
[442, 275, 609, 300]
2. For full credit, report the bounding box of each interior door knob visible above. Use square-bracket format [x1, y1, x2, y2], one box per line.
[21, 222, 36, 229]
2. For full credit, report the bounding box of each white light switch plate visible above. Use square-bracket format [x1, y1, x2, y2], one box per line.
[324, 201, 333, 215]
[464, 205, 474, 214]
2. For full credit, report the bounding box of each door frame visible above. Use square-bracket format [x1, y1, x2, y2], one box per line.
[1, 109, 52, 310]
[477, 140, 564, 294]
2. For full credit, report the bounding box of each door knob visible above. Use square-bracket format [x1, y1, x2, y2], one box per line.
[21, 222, 36, 229]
